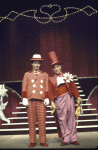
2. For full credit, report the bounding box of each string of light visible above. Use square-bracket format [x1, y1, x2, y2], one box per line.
[0, 4, 97, 24]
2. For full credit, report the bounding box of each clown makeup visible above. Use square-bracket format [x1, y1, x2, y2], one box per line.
[52, 64, 61, 75]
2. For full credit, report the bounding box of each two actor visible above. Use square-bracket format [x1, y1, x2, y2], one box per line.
[22, 51, 82, 147]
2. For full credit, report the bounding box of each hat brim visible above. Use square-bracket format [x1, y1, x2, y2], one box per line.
[50, 61, 62, 68]
[30, 59, 43, 61]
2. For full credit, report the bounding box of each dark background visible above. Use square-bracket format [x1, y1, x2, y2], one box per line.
[0, 0, 97, 82]
[0, 0, 97, 16]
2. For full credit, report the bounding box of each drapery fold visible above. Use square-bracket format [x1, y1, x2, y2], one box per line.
[0, 13, 97, 82]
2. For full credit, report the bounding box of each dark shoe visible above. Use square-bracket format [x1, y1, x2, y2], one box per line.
[61, 142, 67, 146]
[29, 143, 35, 147]
[40, 143, 48, 147]
[72, 141, 79, 145]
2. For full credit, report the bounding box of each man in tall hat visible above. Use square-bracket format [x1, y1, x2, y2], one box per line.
[22, 54, 50, 147]
[48, 51, 82, 146]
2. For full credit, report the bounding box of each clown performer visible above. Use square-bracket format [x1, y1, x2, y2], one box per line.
[48, 51, 82, 146]
[22, 54, 51, 147]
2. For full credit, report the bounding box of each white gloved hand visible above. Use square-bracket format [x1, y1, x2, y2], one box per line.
[22, 98, 29, 106]
[57, 76, 65, 86]
[44, 98, 49, 106]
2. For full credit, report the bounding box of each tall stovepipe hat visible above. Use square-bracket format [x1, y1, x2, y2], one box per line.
[48, 51, 61, 68]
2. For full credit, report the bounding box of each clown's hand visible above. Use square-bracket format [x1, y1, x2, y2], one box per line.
[44, 98, 49, 106]
[77, 97, 82, 106]
[22, 98, 29, 106]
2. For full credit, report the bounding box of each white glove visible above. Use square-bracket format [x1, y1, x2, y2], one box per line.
[57, 76, 65, 86]
[22, 98, 29, 106]
[44, 98, 49, 106]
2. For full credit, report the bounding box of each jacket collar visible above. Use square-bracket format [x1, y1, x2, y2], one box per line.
[29, 69, 44, 74]
[29, 69, 45, 79]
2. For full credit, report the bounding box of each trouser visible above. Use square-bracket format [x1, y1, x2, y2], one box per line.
[55, 93, 77, 143]
[27, 100, 46, 143]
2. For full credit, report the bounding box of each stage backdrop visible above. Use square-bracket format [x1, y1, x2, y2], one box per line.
[0, 11, 97, 82]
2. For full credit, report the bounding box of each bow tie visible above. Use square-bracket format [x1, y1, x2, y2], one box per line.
[34, 71, 40, 74]
[55, 73, 63, 78]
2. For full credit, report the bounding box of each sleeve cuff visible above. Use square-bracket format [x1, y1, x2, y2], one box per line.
[22, 91, 27, 98]
[45, 91, 48, 98]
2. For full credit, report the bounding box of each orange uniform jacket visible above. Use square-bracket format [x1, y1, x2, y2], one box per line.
[22, 70, 49, 101]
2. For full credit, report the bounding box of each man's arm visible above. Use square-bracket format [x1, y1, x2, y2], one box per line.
[22, 73, 27, 98]
[71, 81, 80, 99]
[22, 73, 29, 106]
[48, 78, 55, 102]
[71, 81, 82, 106]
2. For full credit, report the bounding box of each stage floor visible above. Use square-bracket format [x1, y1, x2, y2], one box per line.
[0, 132, 98, 149]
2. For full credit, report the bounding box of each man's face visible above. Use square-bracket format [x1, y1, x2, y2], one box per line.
[53, 64, 61, 75]
[31, 61, 41, 71]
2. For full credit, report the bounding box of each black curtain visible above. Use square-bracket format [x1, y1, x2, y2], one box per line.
[0, 11, 97, 82]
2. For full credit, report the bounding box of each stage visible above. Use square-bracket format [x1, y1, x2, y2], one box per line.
[0, 132, 98, 149]
[0, 0, 97, 149]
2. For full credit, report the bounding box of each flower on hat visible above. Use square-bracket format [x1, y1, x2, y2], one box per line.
[63, 72, 73, 83]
